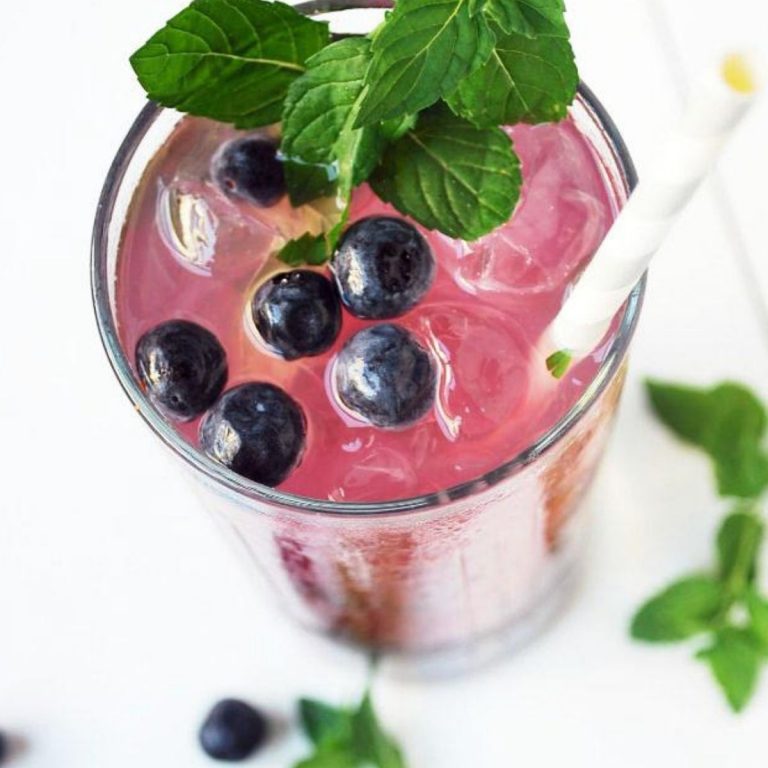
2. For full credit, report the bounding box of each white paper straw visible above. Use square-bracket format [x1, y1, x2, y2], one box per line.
[543, 53, 762, 376]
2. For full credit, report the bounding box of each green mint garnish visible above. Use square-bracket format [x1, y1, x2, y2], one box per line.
[355, 0, 495, 126]
[130, 0, 578, 258]
[482, 0, 569, 38]
[545, 349, 572, 378]
[632, 379, 768, 712]
[369, 104, 522, 240]
[294, 691, 406, 768]
[130, 0, 328, 128]
[446, 26, 578, 127]
[647, 380, 768, 498]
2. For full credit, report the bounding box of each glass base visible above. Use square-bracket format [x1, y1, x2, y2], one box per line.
[376, 560, 581, 679]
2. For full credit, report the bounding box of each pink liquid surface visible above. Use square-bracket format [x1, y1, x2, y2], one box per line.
[116, 115, 618, 503]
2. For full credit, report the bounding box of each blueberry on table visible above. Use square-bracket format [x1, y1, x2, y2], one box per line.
[212, 137, 285, 207]
[252, 270, 341, 360]
[332, 216, 435, 319]
[199, 699, 268, 762]
[136, 320, 227, 421]
[334, 324, 437, 428]
[200, 383, 306, 486]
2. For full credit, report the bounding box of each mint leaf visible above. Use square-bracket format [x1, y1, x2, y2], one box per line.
[352, 693, 406, 768]
[646, 380, 768, 498]
[282, 37, 382, 201]
[446, 27, 578, 127]
[295, 691, 407, 768]
[546, 350, 572, 379]
[717, 510, 763, 597]
[356, 0, 495, 126]
[646, 381, 713, 445]
[380, 114, 418, 141]
[130, 0, 328, 128]
[278, 232, 330, 266]
[299, 699, 354, 748]
[631, 576, 724, 642]
[747, 590, 768, 649]
[369, 105, 522, 240]
[484, 0, 569, 37]
[697, 627, 763, 712]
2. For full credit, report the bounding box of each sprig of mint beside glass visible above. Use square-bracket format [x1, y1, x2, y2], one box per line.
[129, 0, 578, 263]
[295, 691, 407, 768]
[632, 380, 768, 712]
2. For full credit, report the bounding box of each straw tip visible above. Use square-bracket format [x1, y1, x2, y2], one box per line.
[722, 53, 762, 95]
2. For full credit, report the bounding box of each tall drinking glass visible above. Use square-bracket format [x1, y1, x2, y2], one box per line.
[92, 0, 643, 673]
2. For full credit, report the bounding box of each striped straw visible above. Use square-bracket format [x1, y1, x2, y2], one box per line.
[543, 53, 762, 378]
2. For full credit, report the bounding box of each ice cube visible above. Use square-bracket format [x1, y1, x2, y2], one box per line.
[415, 303, 530, 442]
[157, 184, 218, 275]
[445, 123, 612, 297]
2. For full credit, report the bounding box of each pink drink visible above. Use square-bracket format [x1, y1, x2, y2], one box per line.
[111, 102, 633, 658]
[118, 117, 616, 498]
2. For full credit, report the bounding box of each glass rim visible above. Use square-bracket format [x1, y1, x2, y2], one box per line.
[91, 33, 644, 517]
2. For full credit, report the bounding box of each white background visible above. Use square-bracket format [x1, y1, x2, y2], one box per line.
[2, 1, 768, 766]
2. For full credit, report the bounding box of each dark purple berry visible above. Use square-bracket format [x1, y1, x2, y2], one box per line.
[136, 320, 227, 421]
[199, 699, 268, 762]
[252, 270, 341, 360]
[332, 217, 435, 319]
[212, 137, 285, 207]
[200, 383, 306, 486]
[334, 324, 436, 428]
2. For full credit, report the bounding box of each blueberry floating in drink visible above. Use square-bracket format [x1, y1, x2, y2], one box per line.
[135, 320, 227, 421]
[332, 217, 435, 319]
[200, 383, 306, 486]
[198, 699, 268, 762]
[251, 270, 341, 360]
[212, 137, 286, 207]
[334, 323, 437, 428]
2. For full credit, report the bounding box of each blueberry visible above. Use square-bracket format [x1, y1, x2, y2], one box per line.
[212, 137, 285, 207]
[199, 699, 268, 762]
[136, 320, 227, 421]
[200, 383, 306, 486]
[334, 324, 436, 428]
[252, 270, 341, 360]
[331, 217, 435, 319]
[0, 731, 7, 763]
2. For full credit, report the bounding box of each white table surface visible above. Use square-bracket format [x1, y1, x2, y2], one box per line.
[2, 1, 768, 766]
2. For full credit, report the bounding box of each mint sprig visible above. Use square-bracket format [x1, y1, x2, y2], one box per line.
[294, 692, 406, 768]
[130, 0, 329, 128]
[632, 379, 768, 712]
[130, 0, 578, 262]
